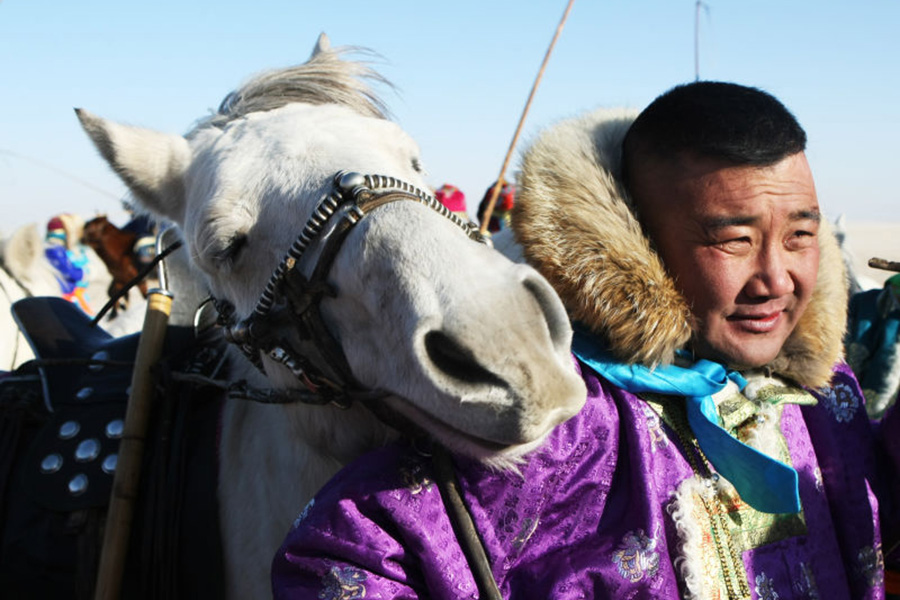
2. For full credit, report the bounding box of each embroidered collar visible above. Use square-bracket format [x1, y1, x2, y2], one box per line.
[571, 326, 801, 514]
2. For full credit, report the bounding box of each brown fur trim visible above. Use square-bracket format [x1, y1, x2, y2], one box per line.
[512, 109, 847, 386]
[513, 109, 691, 366]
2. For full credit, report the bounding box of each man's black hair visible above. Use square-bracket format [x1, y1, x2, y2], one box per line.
[622, 81, 807, 191]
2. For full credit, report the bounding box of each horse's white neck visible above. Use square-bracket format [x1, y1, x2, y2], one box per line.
[216, 354, 395, 600]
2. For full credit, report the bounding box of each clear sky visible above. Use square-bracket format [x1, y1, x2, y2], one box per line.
[1, 1, 898, 232]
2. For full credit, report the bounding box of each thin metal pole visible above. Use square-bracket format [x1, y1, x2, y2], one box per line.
[695, 1, 709, 81]
[695, 1, 700, 80]
[479, 0, 577, 235]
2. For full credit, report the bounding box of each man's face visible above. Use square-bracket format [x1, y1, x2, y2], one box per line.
[633, 152, 820, 369]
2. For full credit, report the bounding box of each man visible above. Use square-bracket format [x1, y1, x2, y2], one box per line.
[624, 83, 819, 371]
[478, 180, 516, 233]
[272, 82, 899, 599]
[434, 183, 470, 220]
[44, 214, 92, 314]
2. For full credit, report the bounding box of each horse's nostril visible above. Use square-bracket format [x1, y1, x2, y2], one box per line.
[424, 331, 504, 386]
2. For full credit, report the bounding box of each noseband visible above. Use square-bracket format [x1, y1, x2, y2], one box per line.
[213, 171, 489, 407]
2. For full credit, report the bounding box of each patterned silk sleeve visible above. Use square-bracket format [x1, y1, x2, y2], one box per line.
[274, 489, 430, 600]
[272, 441, 478, 600]
[876, 386, 900, 575]
[274, 512, 420, 600]
[808, 362, 900, 591]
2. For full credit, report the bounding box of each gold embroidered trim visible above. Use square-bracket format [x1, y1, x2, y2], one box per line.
[644, 393, 752, 599]
[644, 374, 814, 599]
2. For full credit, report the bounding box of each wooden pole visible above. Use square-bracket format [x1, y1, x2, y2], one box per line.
[479, 0, 577, 235]
[869, 257, 900, 273]
[94, 288, 174, 600]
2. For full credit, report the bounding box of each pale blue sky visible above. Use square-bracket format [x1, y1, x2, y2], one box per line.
[1, 1, 898, 231]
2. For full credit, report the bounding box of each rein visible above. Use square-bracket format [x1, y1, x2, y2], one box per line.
[432, 445, 504, 600]
[213, 170, 489, 408]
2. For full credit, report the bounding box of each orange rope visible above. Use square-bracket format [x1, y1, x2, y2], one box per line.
[479, 0, 577, 235]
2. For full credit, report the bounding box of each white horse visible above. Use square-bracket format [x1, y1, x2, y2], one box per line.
[77, 34, 585, 599]
[0, 224, 62, 369]
[833, 213, 882, 295]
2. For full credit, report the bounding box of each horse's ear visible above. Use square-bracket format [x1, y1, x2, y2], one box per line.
[75, 108, 190, 224]
[310, 32, 331, 58]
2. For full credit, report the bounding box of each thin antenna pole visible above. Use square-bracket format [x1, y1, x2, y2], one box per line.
[694, 0, 701, 81]
[479, 0, 576, 235]
[695, 0, 701, 81]
[694, 1, 710, 81]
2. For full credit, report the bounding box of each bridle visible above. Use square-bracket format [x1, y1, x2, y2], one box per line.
[212, 171, 503, 597]
[213, 171, 490, 408]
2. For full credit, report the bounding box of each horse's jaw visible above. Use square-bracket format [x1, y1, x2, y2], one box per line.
[260, 358, 578, 473]
[252, 361, 398, 464]
[374, 394, 564, 472]
[374, 319, 585, 468]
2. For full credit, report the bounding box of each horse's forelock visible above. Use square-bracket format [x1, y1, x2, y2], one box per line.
[193, 46, 392, 135]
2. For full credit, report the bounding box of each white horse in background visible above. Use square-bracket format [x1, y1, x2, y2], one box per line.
[834, 213, 882, 295]
[77, 33, 585, 600]
[0, 224, 62, 369]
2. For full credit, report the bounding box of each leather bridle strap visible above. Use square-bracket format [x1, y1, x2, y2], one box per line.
[433, 443, 503, 600]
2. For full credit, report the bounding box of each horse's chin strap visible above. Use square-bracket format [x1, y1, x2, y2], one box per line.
[213, 171, 489, 408]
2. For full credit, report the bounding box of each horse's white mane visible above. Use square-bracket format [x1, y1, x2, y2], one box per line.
[193, 35, 392, 134]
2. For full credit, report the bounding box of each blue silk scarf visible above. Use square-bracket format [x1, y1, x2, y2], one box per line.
[571, 327, 801, 514]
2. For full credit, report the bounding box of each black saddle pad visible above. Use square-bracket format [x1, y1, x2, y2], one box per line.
[1, 296, 227, 599]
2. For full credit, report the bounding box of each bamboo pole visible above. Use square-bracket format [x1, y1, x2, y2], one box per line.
[94, 288, 174, 600]
[479, 0, 576, 235]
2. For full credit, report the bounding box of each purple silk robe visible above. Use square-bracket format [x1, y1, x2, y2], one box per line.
[273, 360, 899, 599]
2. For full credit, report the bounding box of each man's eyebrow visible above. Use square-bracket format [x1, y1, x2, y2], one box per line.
[703, 209, 820, 231]
[790, 209, 821, 222]
[703, 215, 756, 230]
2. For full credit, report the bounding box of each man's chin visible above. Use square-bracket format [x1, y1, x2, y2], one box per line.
[692, 336, 783, 370]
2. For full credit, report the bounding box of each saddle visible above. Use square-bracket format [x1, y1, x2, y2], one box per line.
[0, 297, 227, 599]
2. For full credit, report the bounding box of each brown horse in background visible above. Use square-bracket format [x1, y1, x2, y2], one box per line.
[82, 215, 153, 316]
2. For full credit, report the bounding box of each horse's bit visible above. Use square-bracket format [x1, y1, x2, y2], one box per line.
[213, 171, 489, 408]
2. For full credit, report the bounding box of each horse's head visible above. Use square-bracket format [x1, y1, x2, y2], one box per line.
[76, 34, 585, 465]
[0, 223, 60, 294]
[82, 215, 110, 247]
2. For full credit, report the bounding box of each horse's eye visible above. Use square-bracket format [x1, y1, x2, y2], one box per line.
[218, 233, 248, 264]
[411, 157, 423, 173]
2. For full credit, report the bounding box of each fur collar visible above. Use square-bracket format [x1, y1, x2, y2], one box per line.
[512, 108, 847, 388]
